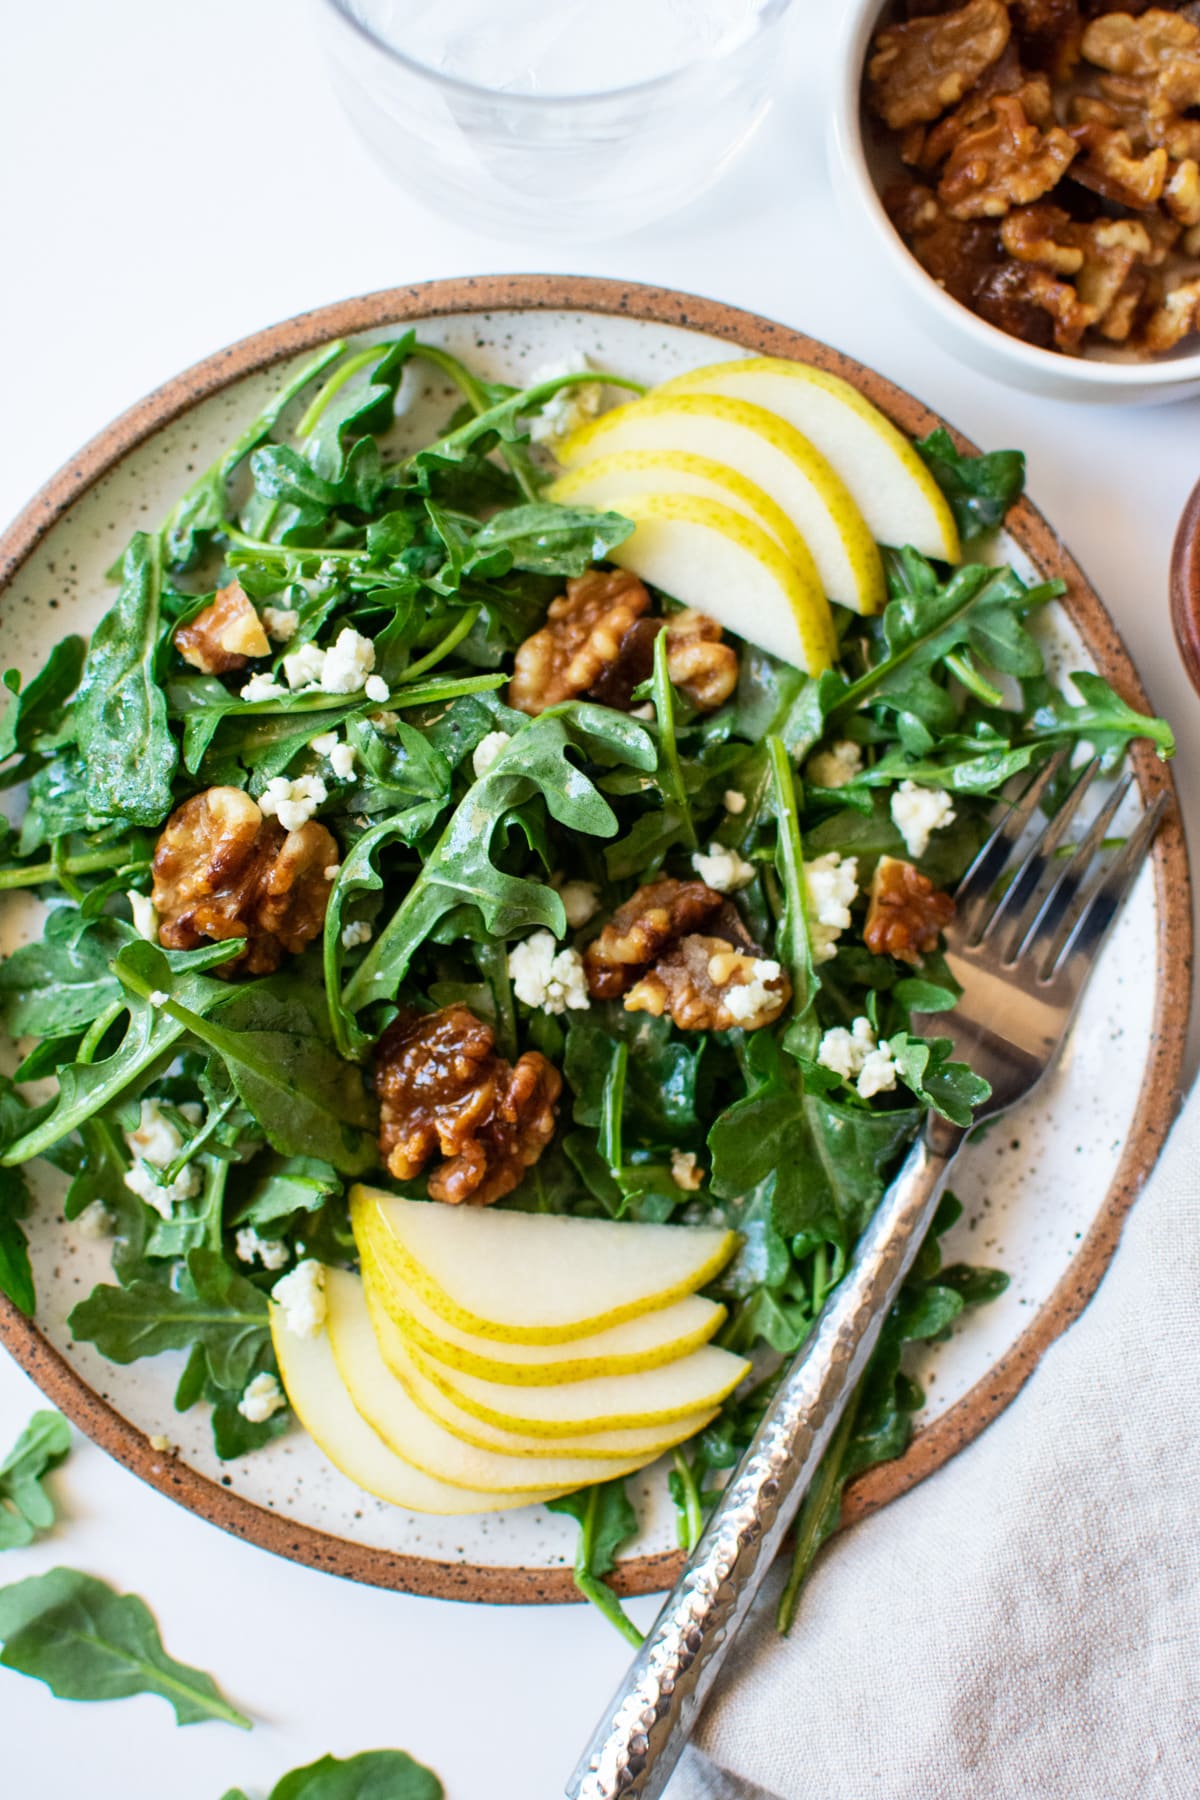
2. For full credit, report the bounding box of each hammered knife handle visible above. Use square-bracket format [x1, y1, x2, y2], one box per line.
[566, 1116, 963, 1800]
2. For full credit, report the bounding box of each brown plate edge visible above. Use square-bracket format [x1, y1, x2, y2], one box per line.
[0, 273, 1190, 1605]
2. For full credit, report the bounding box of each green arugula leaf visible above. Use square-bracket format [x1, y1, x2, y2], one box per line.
[70, 1247, 269, 1391]
[74, 534, 178, 825]
[0, 1412, 71, 1549]
[466, 502, 634, 578]
[887, 1034, 992, 1127]
[0, 637, 85, 762]
[547, 1479, 642, 1646]
[0, 1567, 250, 1726]
[256, 1749, 444, 1800]
[914, 428, 1026, 540]
[1022, 670, 1175, 766]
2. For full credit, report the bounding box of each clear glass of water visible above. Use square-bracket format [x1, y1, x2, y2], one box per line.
[317, 0, 796, 239]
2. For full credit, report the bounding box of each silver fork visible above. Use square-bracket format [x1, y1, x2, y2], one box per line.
[567, 750, 1168, 1800]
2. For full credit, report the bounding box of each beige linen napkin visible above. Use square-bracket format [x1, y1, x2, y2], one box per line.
[670, 1078, 1200, 1800]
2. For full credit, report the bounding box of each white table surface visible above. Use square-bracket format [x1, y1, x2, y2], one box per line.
[1, 4, 1197, 1796]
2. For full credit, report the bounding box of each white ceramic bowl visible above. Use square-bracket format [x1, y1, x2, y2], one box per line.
[830, 0, 1200, 406]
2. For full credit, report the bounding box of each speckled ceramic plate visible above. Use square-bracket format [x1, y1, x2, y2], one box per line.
[0, 278, 1190, 1602]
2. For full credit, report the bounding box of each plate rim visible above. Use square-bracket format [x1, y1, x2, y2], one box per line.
[0, 273, 1191, 1604]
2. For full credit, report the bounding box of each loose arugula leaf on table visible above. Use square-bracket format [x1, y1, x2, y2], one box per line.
[74, 533, 178, 825]
[547, 1478, 643, 1646]
[0, 1567, 250, 1726]
[0, 1412, 71, 1549]
[221, 1747, 444, 1800]
[914, 427, 1026, 541]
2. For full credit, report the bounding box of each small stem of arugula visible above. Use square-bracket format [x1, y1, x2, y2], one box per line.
[408, 370, 644, 475]
[296, 345, 385, 440]
[575, 1485, 645, 1650]
[77, 1000, 124, 1068]
[650, 628, 697, 851]
[776, 1378, 866, 1635]
[413, 342, 541, 503]
[766, 735, 815, 1040]
[0, 845, 143, 892]
[398, 606, 481, 684]
[671, 1448, 705, 1553]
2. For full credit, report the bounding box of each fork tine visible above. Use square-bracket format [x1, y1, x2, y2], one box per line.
[1016, 772, 1134, 971]
[986, 755, 1102, 960]
[955, 747, 1072, 943]
[1041, 790, 1167, 984]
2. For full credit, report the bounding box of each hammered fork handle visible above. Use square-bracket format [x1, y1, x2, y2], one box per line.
[567, 1113, 964, 1800]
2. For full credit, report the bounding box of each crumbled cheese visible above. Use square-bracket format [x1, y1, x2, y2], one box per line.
[806, 739, 863, 789]
[148, 990, 169, 1008]
[329, 742, 356, 781]
[724, 959, 784, 1027]
[324, 863, 342, 881]
[320, 627, 376, 695]
[124, 1159, 202, 1221]
[692, 842, 756, 893]
[472, 730, 512, 778]
[240, 673, 287, 703]
[558, 880, 600, 929]
[341, 920, 373, 949]
[259, 774, 328, 832]
[723, 789, 747, 815]
[237, 1372, 287, 1424]
[75, 1199, 116, 1239]
[282, 641, 327, 691]
[890, 781, 956, 860]
[631, 703, 656, 722]
[368, 709, 398, 732]
[235, 1226, 291, 1271]
[126, 1099, 182, 1170]
[508, 931, 591, 1014]
[262, 606, 299, 642]
[272, 1260, 327, 1338]
[179, 1102, 204, 1126]
[805, 853, 859, 963]
[526, 354, 605, 448]
[309, 731, 338, 756]
[148, 1434, 173, 1454]
[817, 1016, 898, 1100]
[670, 1149, 704, 1191]
[364, 675, 389, 704]
[127, 891, 159, 942]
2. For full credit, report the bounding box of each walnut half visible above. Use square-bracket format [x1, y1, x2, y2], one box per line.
[624, 938, 791, 1033]
[151, 786, 337, 976]
[864, 856, 955, 966]
[374, 1006, 561, 1206]
[175, 581, 270, 675]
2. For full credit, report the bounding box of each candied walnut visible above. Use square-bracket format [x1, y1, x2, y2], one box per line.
[151, 786, 336, 976]
[1075, 217, 1156, 321]
[1165, 157, 1200, 225]
[938, 93, 1078, 219]
[665, 610, 739, 711]
[508, 568, 650, 715]
[917, 66, 1052, 171]
[623, 936, 791, 1033]
[1000, 202, 1087, 272]
[868, 0, 1012, 130]
[864, 856, 956, 966]
[1011, 0, 1084, 78]
[175, 581, 270, 675]
[585, 615, 663, 710]
[885, 180, 1008, 305]
[1082, 8, 1200, 76]
[1142, 275, 1200, 348]
[1068, 121, 1168, 206]
[583, 878, 726, 1000]
[374, 1006, 560, 1206]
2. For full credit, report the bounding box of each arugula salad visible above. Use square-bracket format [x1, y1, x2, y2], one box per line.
[0, 334, 1173, 1630]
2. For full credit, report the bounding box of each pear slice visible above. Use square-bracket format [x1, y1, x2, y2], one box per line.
[351, 1187, 738, 1346]
[325, 1271, 654, 1493]
[547, 449, 815, 571]
[600, 492, 836, 673]
[364, 1278, 717, 1461]
[359, 1233, 726, 1386]
[408, 1338, 749, 1438]
[558, 392, 885, 615]
[269, 1288, 568, 1514]
[655, 359, 960, 564]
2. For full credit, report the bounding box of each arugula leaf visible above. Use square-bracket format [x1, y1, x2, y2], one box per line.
[547, 1479, 642, 1646]
[0, 1567, 249, 1726]
[222, 1748, 443, 1800]
[74, 534, 178, 825]
[914, 427, 1026, 540]
[343, 706, 654, 1019]
[0, 637, 85, 762]
[466, 502, 634, 578]
[0, 914, 234, 1041]
[70, 1247, 269, 1391]
[0, 1413, 71, 1550]
[887, 1034, 992, 1127]
[1022, 670, 1175, 765]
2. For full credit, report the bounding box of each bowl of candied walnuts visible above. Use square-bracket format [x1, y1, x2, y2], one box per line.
[833, 0, 1200, 401]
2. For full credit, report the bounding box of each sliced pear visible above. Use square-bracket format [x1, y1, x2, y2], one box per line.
[351, 1187, 738, 1346]
[269, 1291, 567, 1514]
[325, 1271, 654, 1493]
[409, 1339, 749, 1438]
[558, 392, 885, 615]
[365, 1282, 718, 1461]
[600, 492, 836, 674]
[547, 449, 815, 571]
[359, 1235, 725, 1386]
[656, 358, 960, 564]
